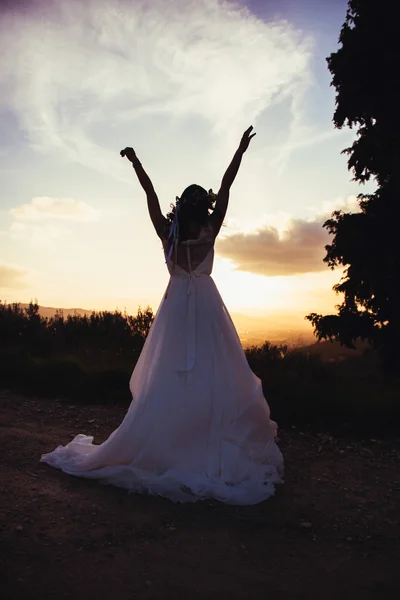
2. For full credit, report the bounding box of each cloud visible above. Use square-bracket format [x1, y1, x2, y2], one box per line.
[312, 195, 360, 218]
[0, 0, 313, 178]
[9, 219, 69, 240]
[0, 264, 28, 289]
[217, 217, 329, 276]
[217, 194, 364, 277]
[271, 128, 340, 173]
[6, 196, 98, 246]
[10, 197, 99, 222]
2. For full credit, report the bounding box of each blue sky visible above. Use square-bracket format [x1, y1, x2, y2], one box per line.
[0, 0, 365, 338]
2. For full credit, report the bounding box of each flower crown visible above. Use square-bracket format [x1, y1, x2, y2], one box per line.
[178, 188, 217, 208]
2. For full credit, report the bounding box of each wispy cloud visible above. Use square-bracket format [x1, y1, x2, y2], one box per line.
[311, 195, 360, 218]
[268, 70, 343, 173]
[6, 196, 98, 246]
[271, 128, 341, 173]
[11, 197, 99, 222]
[9, 221, 70, 247]
[0, 264, 28, 289]
[0, 0, 313, 178]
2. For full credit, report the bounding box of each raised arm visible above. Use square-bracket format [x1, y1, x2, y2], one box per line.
[210, 126, 256, 235]
[120, 147, 167, 239]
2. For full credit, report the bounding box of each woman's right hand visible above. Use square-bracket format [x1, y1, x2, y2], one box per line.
[120, 147, 137, 163]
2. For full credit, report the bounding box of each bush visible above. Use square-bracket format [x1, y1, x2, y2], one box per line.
[1, 301, 399, 435]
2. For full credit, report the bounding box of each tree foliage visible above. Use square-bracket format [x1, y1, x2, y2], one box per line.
[0, 301, 154, 364]
[306, 0, 400, 372]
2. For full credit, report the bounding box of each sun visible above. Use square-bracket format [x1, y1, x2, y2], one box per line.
[212, 257, 340, 317]
[212, 258, 289, 312]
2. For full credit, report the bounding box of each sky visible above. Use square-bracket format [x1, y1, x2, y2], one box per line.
[0, 0, 368, 342]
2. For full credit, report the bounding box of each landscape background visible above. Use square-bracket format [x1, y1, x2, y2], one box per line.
[27, 303, 315, 347]
[0, 0, 372, 337]
[1, 299, 394, 438]
[1, 0, 398, 435]
[1, 2, 400, 596]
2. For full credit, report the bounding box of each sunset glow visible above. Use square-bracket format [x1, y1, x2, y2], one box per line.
[0, 0, 368, 341]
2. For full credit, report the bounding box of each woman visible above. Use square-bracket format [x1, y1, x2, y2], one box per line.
[41, 127, 284, 505]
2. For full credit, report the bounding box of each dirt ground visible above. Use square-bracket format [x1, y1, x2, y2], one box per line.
[0, 390, 399, 600]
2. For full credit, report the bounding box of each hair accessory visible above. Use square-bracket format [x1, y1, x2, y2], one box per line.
[167, 197, 181, 261]
[208, 189, 218, 202]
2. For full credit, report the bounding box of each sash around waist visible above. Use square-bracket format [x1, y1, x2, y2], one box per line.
[170, 271, 211, 280]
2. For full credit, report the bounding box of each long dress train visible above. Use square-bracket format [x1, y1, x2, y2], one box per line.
[41, 225, 284, 505]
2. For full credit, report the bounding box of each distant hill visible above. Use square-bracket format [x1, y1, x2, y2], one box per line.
[16, 303, 315, 346]
[20, 304, 95, 319]
[16, 303, 370, 360]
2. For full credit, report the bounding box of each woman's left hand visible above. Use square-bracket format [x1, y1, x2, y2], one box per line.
[238, 126, 256, 153]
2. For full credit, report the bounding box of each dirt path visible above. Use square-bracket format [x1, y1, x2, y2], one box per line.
[0, 391, 399, 600]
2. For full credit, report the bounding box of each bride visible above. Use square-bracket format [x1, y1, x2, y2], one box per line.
[41, 127, 284, 505]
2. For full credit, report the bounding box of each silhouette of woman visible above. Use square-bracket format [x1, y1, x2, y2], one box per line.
[41, 127, 284, 505]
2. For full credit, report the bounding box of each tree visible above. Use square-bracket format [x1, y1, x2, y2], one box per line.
[306, 0, 400, 372]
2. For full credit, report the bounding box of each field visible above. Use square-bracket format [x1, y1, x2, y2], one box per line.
[1, 302, 400, 598]
[1, 391, 399, 600]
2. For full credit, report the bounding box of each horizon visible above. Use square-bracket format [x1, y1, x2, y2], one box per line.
[7, 301, 315, 346]
[0, 0, 374, 334]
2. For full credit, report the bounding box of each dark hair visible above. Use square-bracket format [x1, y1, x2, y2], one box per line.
[165, 184, 216, 242]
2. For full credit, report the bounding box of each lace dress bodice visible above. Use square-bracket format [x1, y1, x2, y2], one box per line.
[163, 224, 215, 277]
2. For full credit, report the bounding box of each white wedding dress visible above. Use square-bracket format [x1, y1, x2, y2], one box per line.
[41, 224, 284, 505]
